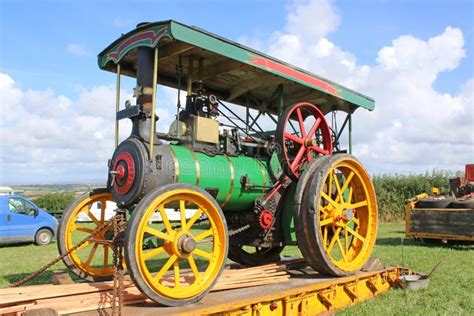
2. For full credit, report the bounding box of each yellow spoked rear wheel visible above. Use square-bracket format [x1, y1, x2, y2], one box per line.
[124, 183, 228, 306]
[297, 155, 378, 276]
[57, 190, 119, 281]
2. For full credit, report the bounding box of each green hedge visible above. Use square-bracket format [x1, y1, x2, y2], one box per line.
[372, 170, 459, 222]
[33, 192, 75, 213]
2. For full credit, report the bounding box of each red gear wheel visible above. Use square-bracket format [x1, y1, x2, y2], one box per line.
[259, 210, 273, 230]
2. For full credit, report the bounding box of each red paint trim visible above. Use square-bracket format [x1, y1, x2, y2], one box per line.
[247, 54, 339, 96]
[107, 27, 167, 60]
[113, 152, 135, 195]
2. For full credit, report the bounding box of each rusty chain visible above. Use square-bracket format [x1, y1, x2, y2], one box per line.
[111, 212, 126, 316]
[7, 217, 115, 288]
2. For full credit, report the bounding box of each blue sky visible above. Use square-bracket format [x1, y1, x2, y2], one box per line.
[0, 0, 473, 184]
[2, 0, 471, 95]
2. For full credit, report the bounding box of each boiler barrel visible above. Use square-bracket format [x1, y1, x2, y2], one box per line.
[169, 145, 269, 211]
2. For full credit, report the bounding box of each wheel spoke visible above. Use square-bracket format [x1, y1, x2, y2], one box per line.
[327, 227, 341, 254]
[319, 218, 333, 227]
[347, 227, 366, 243]
[76, 240, 92, 251]
[144, 226, 173, 242]
[180, 200, 187, 229]
[84, 243, 99, 268]
[344, 226, 349, 255]
[334, 173, 343, 201]
[352, 216, 360, 226]
[349, 200, 368, 209]
[290, 146, 307, 170]
[284, 132, 304, 144]
[323, 226, 328, 246]
[74, 225, 94, 234]
[337, 172, 355, 203]
[143, 246, 165, 260]
[173, 260, 180, 288]
[158, 205, 173, 234]
[336, 237, 347, 262]
[194, 229, 213, 242]
[82, 206, 100, 226]
[321, 191, 338, 208]
[310, 145, 329, 155]
[103, 245, 109, 268]
[307, 118, 321, 138]
[183, 208, 203, 232]
[296, 107, 307, 137]
[100, 199, 106, 223]
[347, 187, 353, 204]
[306, 150, 312, 163]
[188, 254, 200, 281]
[193, 248, 212, 260]
[154, 254, 177, 282]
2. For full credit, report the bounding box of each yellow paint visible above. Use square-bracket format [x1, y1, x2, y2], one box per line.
[134, 188, 227, 300]
[174, 267, 412, 316]
[64, 192, 117, 278]
[318, 157, 378, 272]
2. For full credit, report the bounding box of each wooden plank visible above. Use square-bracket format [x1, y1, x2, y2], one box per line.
[0, 263, 291, 314]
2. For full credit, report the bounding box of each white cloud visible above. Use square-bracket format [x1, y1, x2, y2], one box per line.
[67, 43, 88, 56]
[0, 74, 177, 184]
[255, 0, 472, 174]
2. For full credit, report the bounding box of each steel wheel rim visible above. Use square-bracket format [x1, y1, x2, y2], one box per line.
[318, 159, 377, 271]
[64, 192, 116, 277]
[280, 102, 332, 179]
[135, 189, 227, 300]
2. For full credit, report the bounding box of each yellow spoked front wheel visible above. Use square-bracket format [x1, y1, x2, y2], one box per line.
[124, 183, 228, 306]
[297, 155, 378, 276]
[57, 189, 119, 281]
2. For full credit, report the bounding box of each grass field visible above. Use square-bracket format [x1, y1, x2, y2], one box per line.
[1, 223, 473, 314]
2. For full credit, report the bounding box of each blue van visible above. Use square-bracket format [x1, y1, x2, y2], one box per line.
[0, 195, 58, 245]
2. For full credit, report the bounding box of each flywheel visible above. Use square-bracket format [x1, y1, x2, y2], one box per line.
[275, 102, 332, 180]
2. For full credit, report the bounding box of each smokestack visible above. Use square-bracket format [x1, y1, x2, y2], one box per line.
[136, 46, 154, 112]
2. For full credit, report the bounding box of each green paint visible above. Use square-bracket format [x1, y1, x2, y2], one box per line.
[98, 20, 375, 112]
[169, 145, 269, 211]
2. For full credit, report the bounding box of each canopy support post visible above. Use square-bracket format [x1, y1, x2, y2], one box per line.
[245, 96, 250, 135]
[114, 64, 121, 148]
[334, 113, 350, 148]
[149, 47, 158, 160]
[277, 84, 284, 118]
[348, 113, 352, 154]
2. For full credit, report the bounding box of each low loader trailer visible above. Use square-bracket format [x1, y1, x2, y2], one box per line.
[0, 262, 415, 315]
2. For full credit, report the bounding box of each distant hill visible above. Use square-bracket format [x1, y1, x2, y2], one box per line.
[10, 184, 103, 198]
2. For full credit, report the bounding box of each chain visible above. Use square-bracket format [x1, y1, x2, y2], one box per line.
[111, 212, 126, 316]
[7, 218, 114, 288]
[228, 224, 250, 237]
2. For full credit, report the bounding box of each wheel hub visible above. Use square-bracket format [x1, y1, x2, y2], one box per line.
[179, 234, 197, 253]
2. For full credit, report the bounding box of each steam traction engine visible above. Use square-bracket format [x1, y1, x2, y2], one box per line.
[58, 20, 378, 306]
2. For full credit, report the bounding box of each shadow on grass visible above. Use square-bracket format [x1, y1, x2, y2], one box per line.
[2, 271, 55, 286]
[0, 241, 57, 248]
[376, 237, 474, 250]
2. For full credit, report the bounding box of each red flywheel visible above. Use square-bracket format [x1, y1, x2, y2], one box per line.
[275, 102, 332, 180]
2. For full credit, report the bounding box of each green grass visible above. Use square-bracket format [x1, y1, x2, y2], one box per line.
[1, 223, 473, 315]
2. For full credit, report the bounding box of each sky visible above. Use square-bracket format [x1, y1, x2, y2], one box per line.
[0, 0, 473, 184]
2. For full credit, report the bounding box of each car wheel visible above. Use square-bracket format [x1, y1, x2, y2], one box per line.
[35, 229, 53, 245]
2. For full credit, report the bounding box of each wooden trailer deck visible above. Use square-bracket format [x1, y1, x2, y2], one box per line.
[1, 264, 413, 315]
